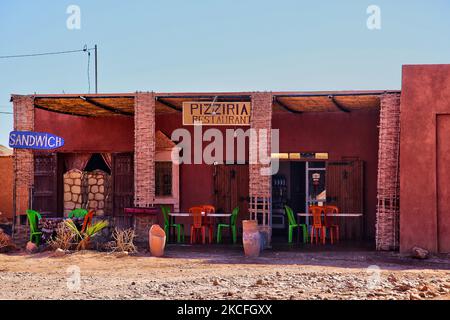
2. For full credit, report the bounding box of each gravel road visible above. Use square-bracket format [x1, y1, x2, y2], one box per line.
[1, 247, 449, 300]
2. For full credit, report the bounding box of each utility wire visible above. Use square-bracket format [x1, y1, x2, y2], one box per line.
[0, 112, 13, 114]
[0, 47, 95, 59]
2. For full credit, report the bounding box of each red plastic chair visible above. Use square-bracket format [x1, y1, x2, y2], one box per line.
[324, 205, 339, 244]
[309, 206, 324, 244]
[202, 205, 215, 244]
[189, 207, 206, 244]
[81, 210, 94, 233]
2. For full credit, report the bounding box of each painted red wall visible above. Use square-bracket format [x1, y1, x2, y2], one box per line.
[34, 109, 134, 153]
[400, 64, 450, 253]
[272, 110, 380, 240]
[156, 113, 249, 212]
[157, 110, 379, 241]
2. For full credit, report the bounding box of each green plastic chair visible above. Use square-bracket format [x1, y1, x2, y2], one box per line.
[68, 208, 88, 219]
[217, 207, 239, 244]
[26, 209, 42, 246]
[161, 205, 185, 243]
[285, 205, 308, 244]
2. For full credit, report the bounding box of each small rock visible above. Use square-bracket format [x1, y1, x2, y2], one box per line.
[419, 292, 426, 298]
[409, 293, 421, 300]
[226, 291, 233, 296]
[53, 248, 66, 257]
[25, 241, 38, 254]
[212, 279, 219, 286]
[418, 285, 428, 292]
[116, 251, 129, 258]
[256, 279, 264, 285]
[411, 247, 429, 259]
[131, 282, 136, 286]
[387, 274, 398, 283]
[395, 284, 412, 292]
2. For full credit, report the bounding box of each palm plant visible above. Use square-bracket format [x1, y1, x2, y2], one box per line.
[65, 219, 109, 250]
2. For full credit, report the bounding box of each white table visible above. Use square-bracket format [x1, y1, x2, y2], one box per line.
[297, 213, 363, 217]
[168, 212, 232, 242]
[297, 212, 363, 241]
[170, 212, 231, 218]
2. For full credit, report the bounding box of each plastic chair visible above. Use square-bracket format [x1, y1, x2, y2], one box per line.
[285, 206, 308, 244]
[68, 208, 88, 219]
[324, 205, 339, 244]
[309, 206, 324, 244]
[202, 205, 215, 244]
[26, 209, 42, 246]
[189, 206, 206, 244]
[217, 207, 239, 244]
[81, 210, 94, 233]
[161, 205, 185, 243]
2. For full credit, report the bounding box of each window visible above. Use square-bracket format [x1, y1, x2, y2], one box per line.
[155, 161, 172, 196]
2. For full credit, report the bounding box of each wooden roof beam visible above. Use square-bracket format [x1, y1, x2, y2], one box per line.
[273, 97, 303, 114]
[34, 103, 92, 117]
[80, 96, 133, 116]
[328, 95, 351, 113]
[156, 97, 182, 112]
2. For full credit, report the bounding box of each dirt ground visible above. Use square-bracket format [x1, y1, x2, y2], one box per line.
[1, 245, 450, 300]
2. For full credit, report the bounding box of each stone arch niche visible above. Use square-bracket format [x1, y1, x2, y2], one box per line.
[63, 153, 112, 217]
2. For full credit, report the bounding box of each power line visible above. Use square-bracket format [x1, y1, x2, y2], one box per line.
[0, 112, 13, 115]
[0, 44, 99, 93]
[0, 47, 95, 59]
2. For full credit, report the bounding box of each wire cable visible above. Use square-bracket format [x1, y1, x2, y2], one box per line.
[0, 47, 95, 59]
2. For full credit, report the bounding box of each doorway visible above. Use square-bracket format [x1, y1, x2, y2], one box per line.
[272, 161, 326, 236]
[214, 164, 249, 229]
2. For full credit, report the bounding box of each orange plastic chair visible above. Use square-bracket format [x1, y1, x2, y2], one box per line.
[189, 207, 206, 244]
[324, 205, 340, 244]
[81, 210, 94, 233]
[309, 206, 324, 244]
[202, 205, 215, 243]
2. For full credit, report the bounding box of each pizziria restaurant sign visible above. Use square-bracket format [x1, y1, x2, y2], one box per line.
[9, 131, 64, 150]
[183, 102, 251, 126]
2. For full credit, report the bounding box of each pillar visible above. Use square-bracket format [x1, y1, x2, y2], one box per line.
[376, 93, 401, 250]
[134, 92, 156, 207]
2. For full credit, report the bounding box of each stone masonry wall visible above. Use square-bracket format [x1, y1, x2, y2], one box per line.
[63, 169, 111, 216]
[63, 169, 82, 215]
[134, 92, 156, 207]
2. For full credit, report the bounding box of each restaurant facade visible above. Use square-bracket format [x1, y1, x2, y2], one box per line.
[9, 64, 450, 253]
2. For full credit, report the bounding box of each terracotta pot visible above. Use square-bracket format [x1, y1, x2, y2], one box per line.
[242, 220, 261, 258]
[149, 224, 166, 257]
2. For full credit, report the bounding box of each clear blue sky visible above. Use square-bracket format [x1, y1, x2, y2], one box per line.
[1, 0, 449, 146]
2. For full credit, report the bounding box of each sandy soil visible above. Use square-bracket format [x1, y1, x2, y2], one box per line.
[1, 246, 449, 300]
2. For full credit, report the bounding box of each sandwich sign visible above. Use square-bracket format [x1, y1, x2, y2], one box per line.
[9, 131, 64, 150]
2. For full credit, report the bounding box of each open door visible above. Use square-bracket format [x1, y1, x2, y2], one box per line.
[326, 160, 364, 240]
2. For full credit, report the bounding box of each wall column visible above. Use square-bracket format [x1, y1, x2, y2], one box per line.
[249, 92, 273, 245]
[376, 93, 401, 250]
[134, 92, 156, 207]
[11, 95, 35, 241]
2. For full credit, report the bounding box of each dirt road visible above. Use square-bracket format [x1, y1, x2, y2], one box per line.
[1, 247, 449, 300]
